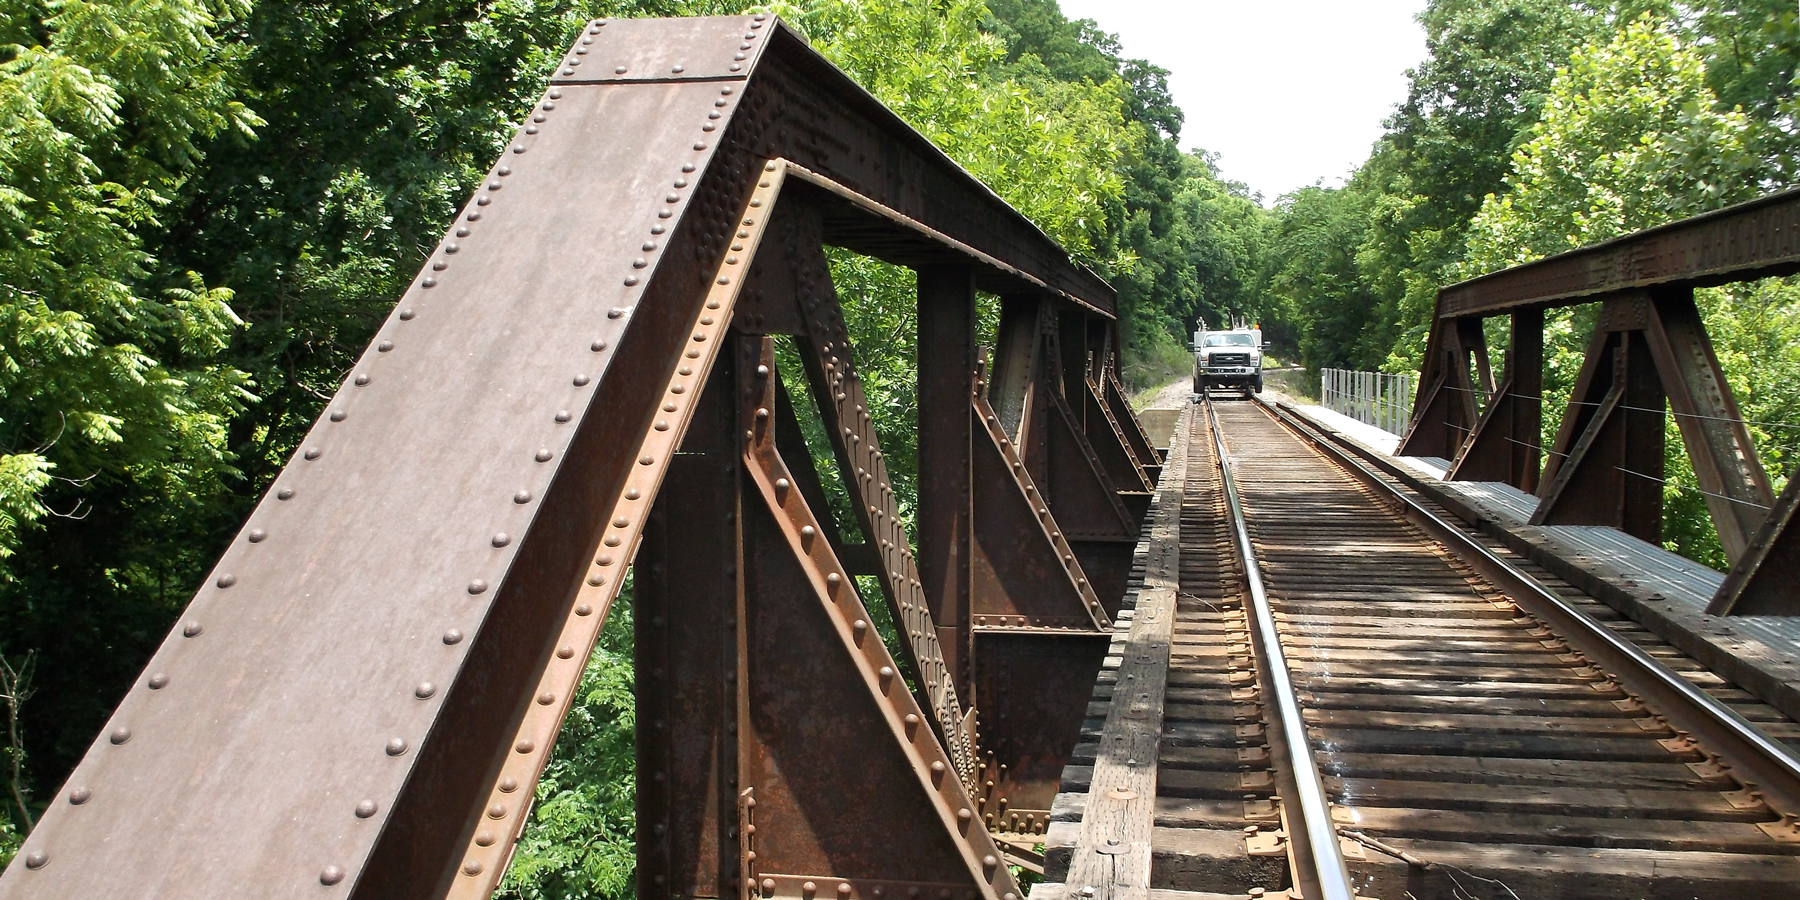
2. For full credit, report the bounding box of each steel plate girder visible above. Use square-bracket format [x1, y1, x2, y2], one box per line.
[2, 22, 774, 897]
[737, 337, 1019, 898]
[1436, 187, 1800, 318]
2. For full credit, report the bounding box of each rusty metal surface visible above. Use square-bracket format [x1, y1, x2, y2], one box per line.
[1715, 473, 1800, 614]
[549, 15, 770, 83]
[1437, 187, 1800, 318]
[3, 22, 760, 896]
[738, 337, 1018, 898]
[0, 15, 1147, 896]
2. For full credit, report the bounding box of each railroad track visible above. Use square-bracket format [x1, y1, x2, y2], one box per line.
[1047, 396, 1800, 899]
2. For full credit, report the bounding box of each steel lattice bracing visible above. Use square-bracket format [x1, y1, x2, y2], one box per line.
[0, 15, 1163, 899]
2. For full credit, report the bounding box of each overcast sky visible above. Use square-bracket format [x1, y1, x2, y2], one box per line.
[1057, 0, 1429, 204]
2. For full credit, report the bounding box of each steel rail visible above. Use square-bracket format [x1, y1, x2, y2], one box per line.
[1256, 397, 1800, 817]
[1202, 396, 1359, 900]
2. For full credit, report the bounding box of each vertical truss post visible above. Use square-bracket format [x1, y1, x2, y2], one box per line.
[1398, 315, 1483, 459]
[918, 266, 979, 702]
[637, 355, 744, 898]
[1449, 306, 1544, 492]
[1532, 293, 1666, 543]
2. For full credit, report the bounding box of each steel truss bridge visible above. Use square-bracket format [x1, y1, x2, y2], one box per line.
[5, 16, 1800, 900]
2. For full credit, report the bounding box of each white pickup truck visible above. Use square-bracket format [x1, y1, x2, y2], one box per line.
[1192, 323, 1265, 395]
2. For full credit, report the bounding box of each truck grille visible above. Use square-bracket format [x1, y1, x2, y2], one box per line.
[1209, 353, 1251, 366]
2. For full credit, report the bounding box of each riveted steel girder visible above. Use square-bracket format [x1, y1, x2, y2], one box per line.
[0, 15, 1132, 898]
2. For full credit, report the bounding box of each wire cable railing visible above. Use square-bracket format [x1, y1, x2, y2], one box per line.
[1320, 368, 1414, 436]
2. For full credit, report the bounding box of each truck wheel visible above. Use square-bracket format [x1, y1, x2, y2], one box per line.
[1254, 375, 1264, 394]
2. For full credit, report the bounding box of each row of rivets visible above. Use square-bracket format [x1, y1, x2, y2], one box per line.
[447, 158, 786, 895]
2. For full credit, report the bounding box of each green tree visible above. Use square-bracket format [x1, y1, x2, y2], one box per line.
[1460, 13, 1780, 566]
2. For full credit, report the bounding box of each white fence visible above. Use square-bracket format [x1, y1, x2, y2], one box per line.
[1321, 369, 1415, 436]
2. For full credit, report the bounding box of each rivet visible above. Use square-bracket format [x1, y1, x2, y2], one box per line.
[561, 68, 573, 76]
[573, 373, 591, 386]
[183, 621, 204, 637]
[591, 340, 607, 351]
[477, 196, 491, 206]
[587, 573, 605, 586]
[496, 167, 510, 177]
[532, 114, 545, 123]
[356, 799, 378, 818]
[608, 308, 625, 319]
[686, 348, 699, 358]
[147, 672, 168, 689]
[354, 373, 371, 386]
[444, 629, 463, 645]
[672, 64, 684, 73]
[734, 53, 746, 61]
[615, 65, 627, 74]
[514, 490, 532, 504]
[487, 803, 507, 819]
[730, 63, 742, 72]
[659, 209, 673, 218]
[598, 554, 614, 566]
[673, 178, 688, 188]
[555, 410, 571, 423]
[329, 408, 347, 422]
[763, 879, 777, 893]
[512, 144, 525, 154]
[693, 142, 706, 150]
[515, 739, 535, 753]
[500, 776, 519, 792]
[666, 193, 680, 203]
[525, 125, 537, 134]
[537, 691, 556, 705]
[958, 808, 972, 822]
[415, 682, 436, 699]
[379, 341, 393, 351]
[801, 525, 815, 539]
[632, 257, 648, 268]
[577, 603, 593, 616]
[804, 882, 817, 898]
[672, 383, 687, 393]
[468, 579, 487, 595]
[702, 123, 715, 132]
[303, 447, 321, 460]
[386, 738, 408, 756]
[557, 645, 574, 659]
[247, 528, 267, 543]
[462, 860, 482, 876]
[475, 831, 497, 847]
[654, 420, 669, 431]
[487, 181, 502, 191]
[320, 865, 344, 885]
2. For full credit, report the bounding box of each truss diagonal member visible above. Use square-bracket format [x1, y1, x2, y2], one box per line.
[784, 255, 980, 789]
[971, 392, 1111, 633]
[739, 337, 1022, 900]
[446, 163, 790, 898]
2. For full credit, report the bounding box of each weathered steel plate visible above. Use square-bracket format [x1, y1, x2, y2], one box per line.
[1, 32, 749, 900]
[550, 14, 770, 83]
[1439, 188, 1800, 318]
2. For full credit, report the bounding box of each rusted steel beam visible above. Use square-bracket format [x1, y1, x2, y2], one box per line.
[1396, 316, 1484, 460]
[1713, 474, 1800, 615]
[1448, 306, 1543, 492]
[0, 15, 1136, 897]
[1531, 297, 1666, 543]
[918, 265, 980, 702]
[733, 335, 1020, 897]
[1437, 187, 1800, 318]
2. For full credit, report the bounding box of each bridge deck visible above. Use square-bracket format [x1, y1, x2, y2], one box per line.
[1042, 397, 1800, 900]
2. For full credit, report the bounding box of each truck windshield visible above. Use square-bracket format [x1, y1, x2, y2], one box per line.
[1203, 334, 1256, 347]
